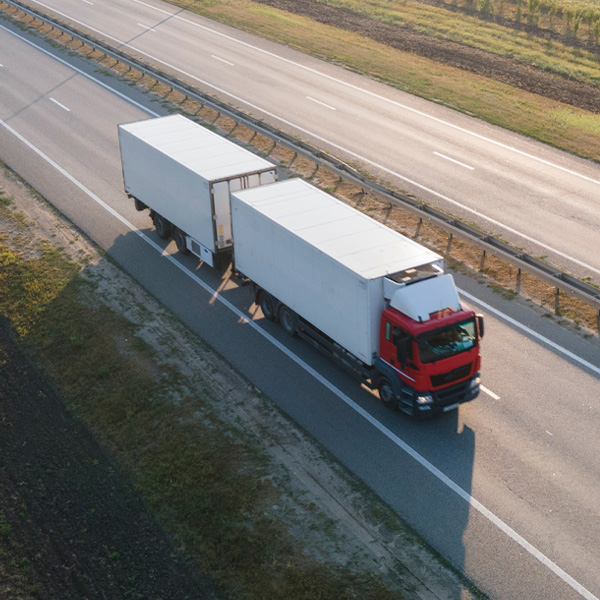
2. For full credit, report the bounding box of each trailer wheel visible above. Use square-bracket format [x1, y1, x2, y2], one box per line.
[279, 305, 298, 337]
[134, 198, 147, 212]
[153, 214, 172, 240]
[259, 291, 276, 321]
[378, 378, 399, 411]
[174, 229, 190, 255]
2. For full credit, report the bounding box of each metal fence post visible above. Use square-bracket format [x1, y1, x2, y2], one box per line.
[445, 232, 453, 256]
[414, 217, 423, 239]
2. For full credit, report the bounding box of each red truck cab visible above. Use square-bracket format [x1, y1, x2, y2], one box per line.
[375, 302, 483, 417]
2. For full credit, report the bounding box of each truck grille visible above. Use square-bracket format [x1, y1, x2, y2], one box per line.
[431, 364, 471, 388]
[433, 379, 473, 406]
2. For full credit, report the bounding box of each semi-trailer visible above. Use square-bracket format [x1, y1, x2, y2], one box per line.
[230, 178, 483, 417]
[118, 114, 277, 268]
[119, 115, 483, 417]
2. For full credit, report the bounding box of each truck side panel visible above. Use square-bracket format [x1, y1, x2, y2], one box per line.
[119, 125, 217, 250]
[231, 181, 385, 364]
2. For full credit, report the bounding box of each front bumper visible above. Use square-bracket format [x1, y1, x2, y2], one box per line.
[413, 373, 480, 417]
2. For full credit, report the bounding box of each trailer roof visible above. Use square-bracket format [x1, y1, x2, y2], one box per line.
[232, 179, 442, 280]
[119, 114, 274, 181]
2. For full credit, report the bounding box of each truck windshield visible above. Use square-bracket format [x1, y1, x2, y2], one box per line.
[417, 319, 477, 364]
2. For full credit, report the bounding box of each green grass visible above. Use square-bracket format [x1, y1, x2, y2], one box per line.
[166, 0, 600, 161]
[0, 243, 80, 337]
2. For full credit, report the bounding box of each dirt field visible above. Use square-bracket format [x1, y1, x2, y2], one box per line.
[253, 0, 600, 113]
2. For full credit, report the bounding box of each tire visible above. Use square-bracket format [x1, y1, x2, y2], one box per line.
[153, 214, 172, 240]
[259, 291, 276, 321]
[174, 228, 190, 255]
[378, 378, 399, 411]
[133, 198, 147, 212]
[279, 305, 298, 337]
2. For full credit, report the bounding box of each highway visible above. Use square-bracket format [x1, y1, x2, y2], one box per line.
[9, 0, 600, 285]
[1, 14, 600, 600]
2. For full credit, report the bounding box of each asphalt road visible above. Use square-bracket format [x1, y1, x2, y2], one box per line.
[1, 18, 600, 600]
[10, 0, 600, 285]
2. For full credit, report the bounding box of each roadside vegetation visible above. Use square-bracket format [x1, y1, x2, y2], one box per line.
[425, 0, 600, 42]
[296, 0, 600, 86]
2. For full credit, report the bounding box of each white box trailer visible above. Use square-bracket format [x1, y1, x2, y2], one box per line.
[118, 114, 277, 266]
[231, 178, 444, 365]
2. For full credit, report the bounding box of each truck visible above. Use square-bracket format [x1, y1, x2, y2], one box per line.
[230, 178, 484, 417]
[118, 116, 483, 417]
[118, 114, 277, 268]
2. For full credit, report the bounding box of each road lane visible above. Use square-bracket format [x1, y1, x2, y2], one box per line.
[1, 22, 600, 599]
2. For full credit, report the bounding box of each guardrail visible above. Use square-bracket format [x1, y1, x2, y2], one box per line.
[4, 0, 600, 332]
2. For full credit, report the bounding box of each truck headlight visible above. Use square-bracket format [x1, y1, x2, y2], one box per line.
[416, 393, 433, 405]
[470, 376, 481, 390]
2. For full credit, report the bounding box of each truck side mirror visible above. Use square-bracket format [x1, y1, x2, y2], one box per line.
[476, 314, 484, 339]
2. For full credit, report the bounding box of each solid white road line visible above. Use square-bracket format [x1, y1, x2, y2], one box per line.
[459, 288, 600, 378]
[0, 24, 154, 113]
[2, 112, 598, 600]
[123, 0, 600, 188]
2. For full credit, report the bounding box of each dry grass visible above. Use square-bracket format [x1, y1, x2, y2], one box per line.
[312, 0, 600, 83]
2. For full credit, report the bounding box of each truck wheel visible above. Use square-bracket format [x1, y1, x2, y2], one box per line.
[279, 305, 298, 336]
[259, 292, 276, 321]
[378, 379, 399, 411]
[153, 214, 172, 240]
[134, 198, 147, 212]
[174, 229, 190, 255]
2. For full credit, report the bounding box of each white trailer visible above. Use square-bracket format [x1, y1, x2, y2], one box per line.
[118, 114, 277, 267]
[230, 178, 449, 365]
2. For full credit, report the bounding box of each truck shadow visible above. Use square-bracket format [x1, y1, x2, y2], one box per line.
[369, 407, 476, 598]
[420, 411, 475, 593]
